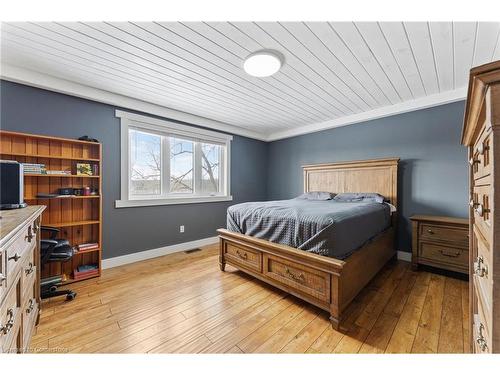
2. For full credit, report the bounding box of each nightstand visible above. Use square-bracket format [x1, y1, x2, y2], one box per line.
[410, 215, 469, 274]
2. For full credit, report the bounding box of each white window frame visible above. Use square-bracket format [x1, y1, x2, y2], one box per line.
[115, 110, 232, 208]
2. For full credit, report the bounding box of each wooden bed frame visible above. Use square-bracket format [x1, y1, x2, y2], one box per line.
[217, 157, 399, 330]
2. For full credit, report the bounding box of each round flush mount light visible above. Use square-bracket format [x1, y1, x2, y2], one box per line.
[243, 50, 284, 77]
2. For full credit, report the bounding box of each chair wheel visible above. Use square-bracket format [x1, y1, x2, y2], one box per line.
[66, 292, 76, 301]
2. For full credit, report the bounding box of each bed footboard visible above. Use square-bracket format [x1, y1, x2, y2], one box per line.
[217, 228, 395, 330]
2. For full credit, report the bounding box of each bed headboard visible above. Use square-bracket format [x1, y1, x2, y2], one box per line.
[303, 158, 399, 207]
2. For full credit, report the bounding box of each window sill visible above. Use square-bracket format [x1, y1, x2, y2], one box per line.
[115, 195, 233, 208]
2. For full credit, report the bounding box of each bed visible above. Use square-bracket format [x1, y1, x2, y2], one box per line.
[217, 157, 399, 330]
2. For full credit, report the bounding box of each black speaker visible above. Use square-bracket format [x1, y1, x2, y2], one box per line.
[0, 160, 27, 209]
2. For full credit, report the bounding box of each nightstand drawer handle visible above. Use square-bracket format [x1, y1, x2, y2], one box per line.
[474, 256, 488, 278]
[469, 157, 480, 165]
[8, 253, 21, 262]
[439, 249, 460, 258]
[476, 323, 488, 352]
[0, 273, 6, 286]
[0, 308, 14, 335]
[426, 229, 434, 234]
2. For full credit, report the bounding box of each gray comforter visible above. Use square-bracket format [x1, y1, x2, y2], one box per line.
[226, 199, 391, 259]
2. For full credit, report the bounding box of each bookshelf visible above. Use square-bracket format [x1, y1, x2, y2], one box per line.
[0, 130, 102, 283]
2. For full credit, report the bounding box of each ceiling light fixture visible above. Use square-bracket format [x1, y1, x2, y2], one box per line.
[243, 50, 284, 77]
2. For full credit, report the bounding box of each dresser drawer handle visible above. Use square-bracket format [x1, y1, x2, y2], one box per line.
[477, 143, 488, 155]
[26, 299, 35, 314]
[284, 267, 305, 283]
[476, 323, 488, 352]
[8, 253, 21, 262]
[0, 273, 6, 286]
[236, 250, 247, 260]
[25, 231, 34, 243]
[475, 204, 490, 217]
[474, 256, 488, 278]
[0, 308, 15, 335]
[469, 200, 478, 208]
[469, 157, 480, 165]
[426, 229, 434, 234]
[25, 262, 35, 275]
[439, 249, 460, 258]
[33, 221, 39, 234]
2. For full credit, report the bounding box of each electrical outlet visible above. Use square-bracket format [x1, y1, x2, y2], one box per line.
[179, 225, 185, 233]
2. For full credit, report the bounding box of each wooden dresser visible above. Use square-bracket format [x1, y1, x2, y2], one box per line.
[0, 205, 45, 353]
[410, 215, 469, 274]
[462, 60, 500, 353]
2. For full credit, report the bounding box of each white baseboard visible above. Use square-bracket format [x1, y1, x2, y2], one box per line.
[397, 251, 412, 262]
[102, 236, 219, 269]
[102, 238, 412, 270]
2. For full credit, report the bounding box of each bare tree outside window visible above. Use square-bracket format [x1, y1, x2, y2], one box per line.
[170, 137, 193, 193]
[129, 129, 223, 198]
[201, 143, 220, 193]
[130, 129, 161, 196]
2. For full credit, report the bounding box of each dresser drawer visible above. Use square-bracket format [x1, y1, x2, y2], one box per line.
[22, 281, 38, 350]
[5, 223, 35, 292]
[0, 274, 21, 353]
[263, 254, 331, 303]
[21, 248, 36, 301]
[223, 242, 262, 273]
[3, 312, 22, 354]
[418, 242, 468, 270]
[472, 226, 493, 312]
[0, 250, 6, 303]
[419, 223, 468, 246]
[472, 184, 493, 245]
[471, 124, 493, 182]
[474, 290, 492, 354]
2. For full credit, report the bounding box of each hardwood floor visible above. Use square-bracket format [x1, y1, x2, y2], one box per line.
[31, 244, 469, 353]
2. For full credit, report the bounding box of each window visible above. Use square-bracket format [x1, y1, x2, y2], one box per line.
[116, 110, 232, 208]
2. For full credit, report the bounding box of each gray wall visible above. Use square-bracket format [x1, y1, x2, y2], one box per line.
[0, 80, 268, 259]
[1, 80, 468, 257]
[267, 101, 468, 253]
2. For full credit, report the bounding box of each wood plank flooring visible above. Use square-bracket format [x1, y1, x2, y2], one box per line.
[31, 244, 469, 353]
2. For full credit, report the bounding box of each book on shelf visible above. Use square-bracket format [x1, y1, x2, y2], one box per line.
[73, 268, 99, 280]
[46, 170, 72, 175]
[22, 163, 47, 174]
[76, 242, 99, 251]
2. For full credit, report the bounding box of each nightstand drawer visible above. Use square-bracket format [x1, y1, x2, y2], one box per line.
[420, 223, 468, 245]
[419, 242, 468, 269]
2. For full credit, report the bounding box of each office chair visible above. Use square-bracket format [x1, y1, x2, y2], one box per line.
[40, 226, 77, 301]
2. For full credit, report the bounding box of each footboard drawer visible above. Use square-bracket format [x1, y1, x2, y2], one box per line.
[263, 254, 331, 303]
[223, 242, 262, 273]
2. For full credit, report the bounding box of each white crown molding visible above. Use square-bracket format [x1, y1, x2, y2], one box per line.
[102, 236, 218, 269]
[265, 88, 467, 141]
[0, 64, 266, 141]
[2, 64, 467, 143]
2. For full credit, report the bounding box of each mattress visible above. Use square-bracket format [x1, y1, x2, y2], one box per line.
[226, 198, 391, 259]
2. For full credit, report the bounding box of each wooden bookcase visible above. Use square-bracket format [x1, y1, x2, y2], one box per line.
[0, 130, 102, 283]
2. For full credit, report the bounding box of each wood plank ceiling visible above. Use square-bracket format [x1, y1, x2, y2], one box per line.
[1, 22, 500, 140]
